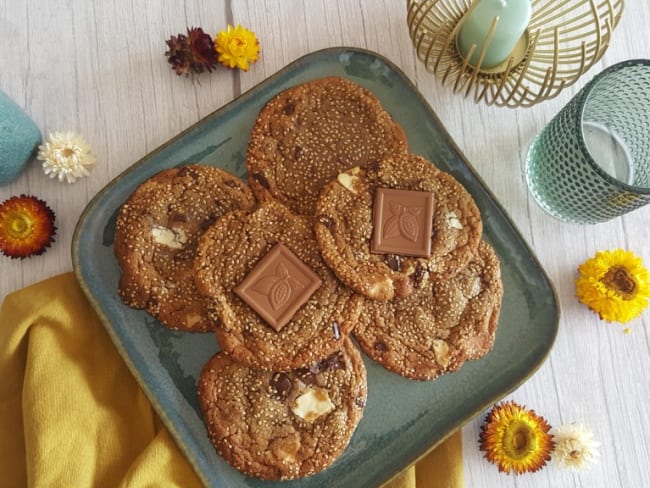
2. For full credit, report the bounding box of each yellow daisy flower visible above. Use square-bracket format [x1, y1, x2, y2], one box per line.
[576, 249, 650, 324]
[214, 24, 260, 71]
[479, 401, 553, 474]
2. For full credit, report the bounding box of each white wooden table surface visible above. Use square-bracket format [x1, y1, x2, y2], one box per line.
[1, 1, 649, 487]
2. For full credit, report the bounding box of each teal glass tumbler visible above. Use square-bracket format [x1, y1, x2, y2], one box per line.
[0, 90, 42, 185]
[525, 60, 650, 224]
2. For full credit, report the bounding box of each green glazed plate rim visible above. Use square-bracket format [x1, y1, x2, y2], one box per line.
[72, 47, 559, 487]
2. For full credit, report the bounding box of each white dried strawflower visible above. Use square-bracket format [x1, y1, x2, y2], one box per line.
[550, 423, 600, 470]
[37, 131, 95, 183]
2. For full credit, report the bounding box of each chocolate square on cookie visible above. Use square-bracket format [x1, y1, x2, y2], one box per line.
[235, 243, 322, 331]
[371, 188, 434, 258]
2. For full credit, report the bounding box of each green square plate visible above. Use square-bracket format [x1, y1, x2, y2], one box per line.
[72, 47, 559, 487]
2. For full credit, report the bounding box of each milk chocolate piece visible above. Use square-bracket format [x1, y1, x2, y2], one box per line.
[234, 243, 322, 331]
[270, 373, 292, 400]
[371, 188, 434, 258]
[321, 351, 345, 371]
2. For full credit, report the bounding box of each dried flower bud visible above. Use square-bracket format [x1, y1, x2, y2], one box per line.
[165, 27, 217, 76]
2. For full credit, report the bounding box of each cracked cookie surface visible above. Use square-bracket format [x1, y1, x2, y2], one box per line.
[246, 76, 408, 216]
[114, 164, 255, 332]
[315, 154, 483, 301]
[353, 241, 503, 380]
[198, 338, 367, 480]
[194, 199, 363, 369]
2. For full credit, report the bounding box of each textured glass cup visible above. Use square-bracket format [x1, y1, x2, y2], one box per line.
[525, 60, 650, 224]
[0, 90, 42, 185]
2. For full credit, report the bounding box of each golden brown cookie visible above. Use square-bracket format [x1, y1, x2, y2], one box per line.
[246, 76, 408, 215]
[353, 241, 503, 380]
[197, 338, 367, 480]
[193, 200, 363, 369]
[114, 164, 255, 332]
[315, 154, 483, 301]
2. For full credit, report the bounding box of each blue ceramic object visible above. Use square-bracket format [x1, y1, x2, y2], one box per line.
[72, 48, 559, 487]
[0, 90, 42, 185]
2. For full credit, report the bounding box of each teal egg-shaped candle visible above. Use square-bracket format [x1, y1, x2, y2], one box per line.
[457, 0, 532, 69]
[0, 90, 42, 185]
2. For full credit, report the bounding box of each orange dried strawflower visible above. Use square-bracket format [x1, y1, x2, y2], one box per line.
[0, 195, 56, 259]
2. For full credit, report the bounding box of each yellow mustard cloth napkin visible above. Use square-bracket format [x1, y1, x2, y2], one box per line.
[0, 273, 463, 487]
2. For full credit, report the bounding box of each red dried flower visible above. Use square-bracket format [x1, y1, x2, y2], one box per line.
[0, 195, 57, 259]
[165, 27, 217, 76]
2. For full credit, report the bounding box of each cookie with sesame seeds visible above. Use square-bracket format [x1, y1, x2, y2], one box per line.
[193, 199, 363, 370]
[114, 164, 256, 332]
[197, 338, 367, 480]
[314, 154, 483, 301]
[246, 76, 409, 216]
[353, 240, 503, 381]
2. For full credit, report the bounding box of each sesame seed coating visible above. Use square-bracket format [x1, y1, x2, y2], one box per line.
[114, 164, 256, 332]
[314, 154, 483, 301]
[353, 241, 503, 381]
[246, 76, 409, 216]
[197, 338, 367, 480]
[193, 199, 363, 370]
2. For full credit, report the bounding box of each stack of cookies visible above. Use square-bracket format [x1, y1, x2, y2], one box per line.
[114, 77, 503, 480]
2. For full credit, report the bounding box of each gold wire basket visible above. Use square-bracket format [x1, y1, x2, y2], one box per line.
[407, 0, 625, 108]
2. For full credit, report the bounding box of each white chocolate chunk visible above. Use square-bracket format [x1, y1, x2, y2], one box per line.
[291, 387, 334, 422]
[446, 212, 463, 230]
[273, 437, 300, 464]
[184, 313, 202, 327]
[337, 172, 360, 194]
[368, 277, 393, 300]
[151, 225, 188, 249]
[433, 339, 450, 367]
[468, 276, 481, 298]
